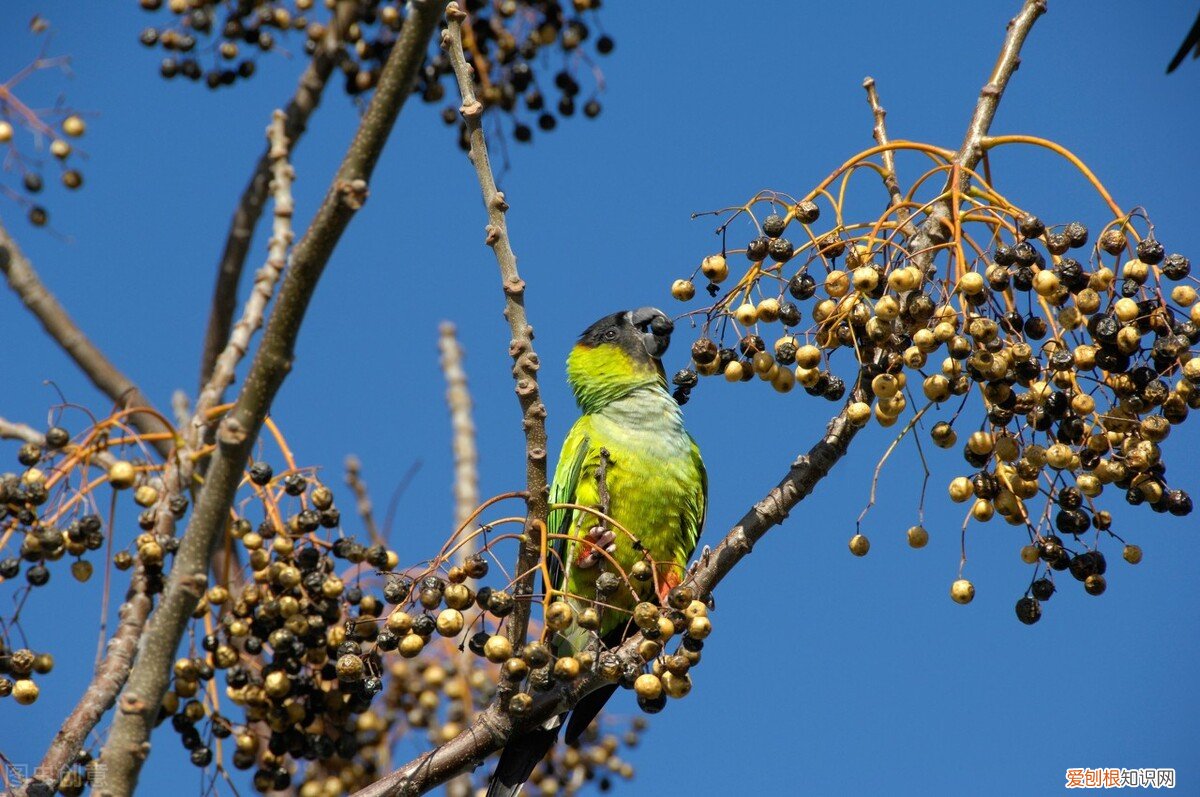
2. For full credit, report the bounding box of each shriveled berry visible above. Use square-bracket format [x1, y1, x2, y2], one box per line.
[1015, 596, 1041, 625]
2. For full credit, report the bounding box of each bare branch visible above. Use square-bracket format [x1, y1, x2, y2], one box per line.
[5, 107, 293, 797]
[861, 76, 911, 232]
[908, 0, 1046, 272]
[438, 322, 479, 558]
[20, 572, 152, 797]
[442, 0, 549, 651]
[0, 415, 117, 471]
[344, 454, 384, 547]
[190, 109, 295, 446]
[197, 1, 358, 387]
[0, 415, 49, 446]
[0, 220, 173, 458]
[97, 4, 447, 793]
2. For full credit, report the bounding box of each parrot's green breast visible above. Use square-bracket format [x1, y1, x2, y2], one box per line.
[550, 384, 706, 643]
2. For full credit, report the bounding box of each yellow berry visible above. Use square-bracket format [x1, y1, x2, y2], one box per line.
[671, 279, 696, 301]
[13, 679, 39, 705]
[847, 401, 871, 427]
[848, 533, 870, 556]
[950, 579, 975, 605]
[62, 115, 86, 137]
[435, 609, 464, 637]
[399, 634, 425, 658]
[483, 634, 512, 663]
[734, 302, 758, 326]
[108, 461, 137, 489]
[701, 255, 728, 283]
[545, 601, 574, 631]
[634, 673, 662, 700]
[907, 525, 928, 548]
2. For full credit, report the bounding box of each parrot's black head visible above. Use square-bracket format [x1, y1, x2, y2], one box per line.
[576, 307, 675, 362]
[567, 307, 675, 411]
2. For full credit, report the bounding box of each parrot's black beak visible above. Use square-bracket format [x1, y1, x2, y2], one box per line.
[629, 306, 673, 359]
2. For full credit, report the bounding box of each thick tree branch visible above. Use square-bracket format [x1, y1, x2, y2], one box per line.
[0, 416, 52, 446]
[197, 1, 358, 387]
[442, 1, 550, 652]
[0, 220, 173, 458]
[96, 5, 446, 793]
[20, 572, 152, 797]
[11, 108, 294, 797]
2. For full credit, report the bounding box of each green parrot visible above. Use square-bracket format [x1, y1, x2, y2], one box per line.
[488, 307, 707, 797]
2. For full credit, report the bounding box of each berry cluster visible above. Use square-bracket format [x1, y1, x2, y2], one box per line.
[0, 428, 118, 598]
[135, 0, 614, 149]
[671, 139, 1197, 623]
[0, 18, 88, 228]
[0, 409, 657, 794]
[0, 643, 53, 708]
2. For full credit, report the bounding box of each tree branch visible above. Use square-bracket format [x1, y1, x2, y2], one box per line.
[861, 76, 911, 233]
[11, 106, 295, 797]
[442, 1, 549, 652]
[0, 220, 173, 458]
[908, 0, 1046, 273]
[438, 322, 479, 553]
[190, 110, 294, 445]
[96, 5, 446, 793]
[197, 1, 358, 387]
[344, 454, 385, 547]
[0, 415, 117, 471]
[20, 572, 152, 797]
[353, 3, 1050, 793]
[353, 403, 861, 797]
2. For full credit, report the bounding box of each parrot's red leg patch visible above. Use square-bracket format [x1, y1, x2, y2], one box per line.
[576, 526, 616, 569]
[657, 569, 682, 602]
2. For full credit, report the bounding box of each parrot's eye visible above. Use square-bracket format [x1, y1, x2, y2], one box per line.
[603, 328, 618, 341]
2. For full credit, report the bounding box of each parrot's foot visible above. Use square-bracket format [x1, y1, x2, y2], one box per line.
[686, 545, 712, 579]
[685, 546, 716, 610]
[576, 527, 617, 569]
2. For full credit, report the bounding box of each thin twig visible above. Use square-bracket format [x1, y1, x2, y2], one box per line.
[197, 1, 358, 387]
[345, 455, 384, 547]
[0, 414, 117, 470]
[861, 76, 912, 234]
[97, 5, 447, 793]
[438, 322, 479, 561]
[907, 0, 1046, 275]
[170, 390, 191, 432]
[0, 220, 173, 459]
[0, 416, 51, 446]
[442, 0, 550, 652]
[190, 109, 295, 447]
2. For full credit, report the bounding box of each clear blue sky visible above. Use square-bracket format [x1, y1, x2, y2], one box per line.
[2, 2, 1199, 795]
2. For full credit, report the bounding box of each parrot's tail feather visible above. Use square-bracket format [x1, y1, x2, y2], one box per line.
[564, 683, 618, 746]
[486, 721, 561, 797]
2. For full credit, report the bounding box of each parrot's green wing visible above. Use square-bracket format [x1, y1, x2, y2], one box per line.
[546, 417, 591, 593]
[687, 434, 708, 554]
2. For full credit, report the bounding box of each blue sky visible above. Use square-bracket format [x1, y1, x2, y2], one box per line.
[2, 1, 1199, 795]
